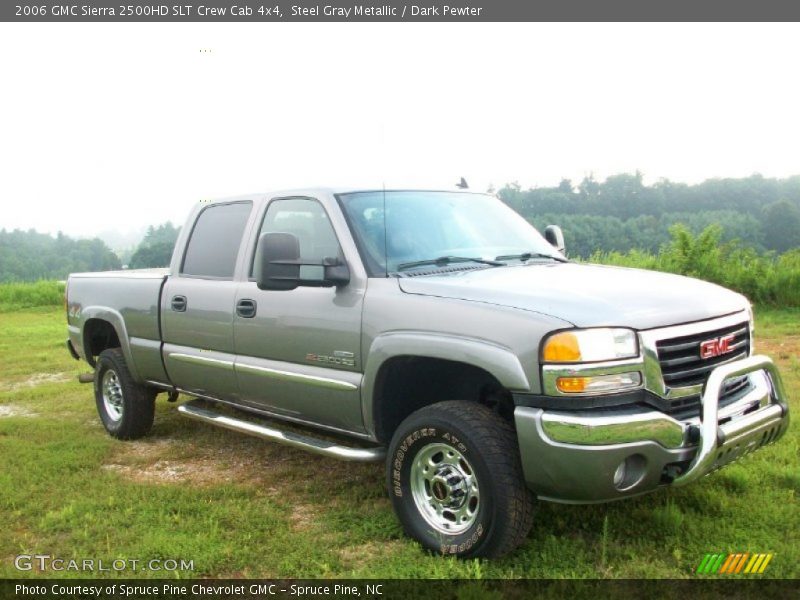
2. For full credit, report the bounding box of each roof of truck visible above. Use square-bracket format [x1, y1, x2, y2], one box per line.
[202, 187, 489, 204]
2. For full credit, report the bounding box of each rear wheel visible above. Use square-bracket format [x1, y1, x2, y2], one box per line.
[94, 348, 155, 440]
[387, 400, 534, 558]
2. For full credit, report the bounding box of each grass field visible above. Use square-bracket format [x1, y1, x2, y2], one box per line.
[0, 306, 797, 579]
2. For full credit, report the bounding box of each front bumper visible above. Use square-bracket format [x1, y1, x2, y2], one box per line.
[515, 355, 789, 503]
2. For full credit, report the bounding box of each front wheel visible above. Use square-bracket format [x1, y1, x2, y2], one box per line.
[386, 401, 534, 558]
[94, 348, 155, 440]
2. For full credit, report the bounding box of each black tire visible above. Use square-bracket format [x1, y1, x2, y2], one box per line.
[386, 400, 534, 558]
[94, 348, 155, 440]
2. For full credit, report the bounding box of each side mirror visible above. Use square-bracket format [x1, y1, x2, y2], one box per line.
[544, 225, 566, 255]
[255, 232, 301, 291]
[255, 232, 350, 291]
[321, 256, 351, 286]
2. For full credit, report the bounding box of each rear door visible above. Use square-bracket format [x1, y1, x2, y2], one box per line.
[161, 200, 253, 400]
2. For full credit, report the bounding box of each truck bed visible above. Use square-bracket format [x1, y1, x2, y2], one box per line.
[67, 268, 169, 384]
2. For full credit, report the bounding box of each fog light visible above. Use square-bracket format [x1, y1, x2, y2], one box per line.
[556, 372, 641, 394]
[613, 454, 647, 491]
[613, 461, 627, 488]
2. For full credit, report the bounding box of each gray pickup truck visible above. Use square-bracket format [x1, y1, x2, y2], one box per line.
[66, 188, 790, 558]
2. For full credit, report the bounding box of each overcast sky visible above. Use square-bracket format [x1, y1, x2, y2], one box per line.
[1, 23, 799, 237]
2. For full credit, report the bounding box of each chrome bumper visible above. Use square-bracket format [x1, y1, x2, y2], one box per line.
[515, 355, 789, 503]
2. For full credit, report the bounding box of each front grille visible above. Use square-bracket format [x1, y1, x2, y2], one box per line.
[656, 321, 750, 388]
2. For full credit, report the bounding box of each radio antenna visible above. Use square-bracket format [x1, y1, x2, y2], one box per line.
[382, 182, 389, 277]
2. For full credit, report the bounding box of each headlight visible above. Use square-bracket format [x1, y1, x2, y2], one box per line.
[745, 303, 755, 353]
[542, 328, 638, 363]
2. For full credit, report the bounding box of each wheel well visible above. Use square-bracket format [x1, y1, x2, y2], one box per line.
[83, 319, 121, 367]
[372, 356, 514, 443]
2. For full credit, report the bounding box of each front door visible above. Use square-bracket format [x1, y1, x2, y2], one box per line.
[233, 196, 365, 432]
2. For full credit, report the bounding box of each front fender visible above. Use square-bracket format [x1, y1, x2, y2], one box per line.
[360, 331, 530, 438]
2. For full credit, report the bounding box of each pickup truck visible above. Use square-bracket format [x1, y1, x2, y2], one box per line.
[66, 188, 790, 558]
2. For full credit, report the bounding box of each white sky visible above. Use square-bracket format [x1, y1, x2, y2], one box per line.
[1, 22, 799, 237]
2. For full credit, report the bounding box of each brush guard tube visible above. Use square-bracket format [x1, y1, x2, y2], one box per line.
[671, 355, 789, 486]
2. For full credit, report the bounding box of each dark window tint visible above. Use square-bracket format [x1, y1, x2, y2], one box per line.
[181, 202, 252, 278]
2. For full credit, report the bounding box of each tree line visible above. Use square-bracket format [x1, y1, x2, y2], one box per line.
[2, 173, 800, 281]
[0, 229, 121, 282]
[499, 172, 800, 257]
[0, 224, 180, 283]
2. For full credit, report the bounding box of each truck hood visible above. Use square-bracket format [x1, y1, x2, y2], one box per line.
[397, 262, 749, 330]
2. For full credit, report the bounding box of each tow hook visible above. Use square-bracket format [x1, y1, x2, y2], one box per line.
[686, 424, 701, 444]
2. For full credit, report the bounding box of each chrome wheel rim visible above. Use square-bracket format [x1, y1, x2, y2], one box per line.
[102, 370, 124, 422]
[410, 442, 480, 535]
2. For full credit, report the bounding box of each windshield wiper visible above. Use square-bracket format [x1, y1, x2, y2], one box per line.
[396, 256, 506, 271]
[495, 251, 568, 263]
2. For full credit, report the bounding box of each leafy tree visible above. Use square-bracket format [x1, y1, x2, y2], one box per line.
[499, 172, 800, 256]
[128, 223, 180, 269]
[762, 200, 800, 253]
[591, 226, 800, 307]
[0, 229, 121, 282]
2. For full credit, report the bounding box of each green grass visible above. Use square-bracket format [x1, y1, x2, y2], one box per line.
[0, 307, 797, 579]
[0, 280, 65, 312]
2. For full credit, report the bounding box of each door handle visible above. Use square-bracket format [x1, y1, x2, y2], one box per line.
[171, 295, 187, 312]
[236, 299, 257, 318]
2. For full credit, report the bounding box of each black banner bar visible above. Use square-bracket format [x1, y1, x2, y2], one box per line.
[2, 579, 795, 600]
[4, 0, 800, 22]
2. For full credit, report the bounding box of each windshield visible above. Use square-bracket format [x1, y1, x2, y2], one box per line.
[338, 190, 563, 275]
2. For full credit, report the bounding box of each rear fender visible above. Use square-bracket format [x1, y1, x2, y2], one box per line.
[80, 306, 140, 381]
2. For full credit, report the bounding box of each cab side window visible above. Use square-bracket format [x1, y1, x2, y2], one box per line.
[251, 198, 342, 276]
[181, 201, 252, 278]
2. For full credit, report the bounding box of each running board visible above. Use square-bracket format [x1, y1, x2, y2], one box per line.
[177, 400, 385, 462]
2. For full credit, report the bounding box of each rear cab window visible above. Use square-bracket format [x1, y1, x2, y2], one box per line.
[181, 201, 253, 278]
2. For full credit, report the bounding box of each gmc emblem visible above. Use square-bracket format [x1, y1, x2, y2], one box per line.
[699, 334, 736, 359]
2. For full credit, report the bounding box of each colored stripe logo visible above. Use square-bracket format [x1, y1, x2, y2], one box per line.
[696, 553, 773, 574]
